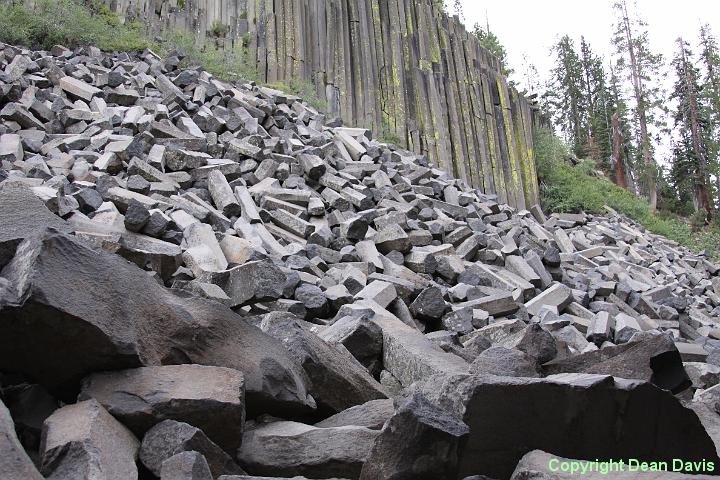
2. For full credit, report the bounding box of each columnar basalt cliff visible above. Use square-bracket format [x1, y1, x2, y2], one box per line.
[104, 0, 542, 209]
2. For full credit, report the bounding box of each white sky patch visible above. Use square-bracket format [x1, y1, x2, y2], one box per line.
[457, 0, 720, 165]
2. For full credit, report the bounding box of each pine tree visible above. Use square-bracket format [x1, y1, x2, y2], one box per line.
[607, 61, 636, 190]
[612, 0, 667, 212]
[472, 23, 513, 78]
[578, 37, 613, 165]
[544, 35, 586, 157]
[671, 38, 713, 218]
[699, 24, 720, 209]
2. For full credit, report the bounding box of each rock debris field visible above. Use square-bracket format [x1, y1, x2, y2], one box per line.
[1, 43, 720, 480]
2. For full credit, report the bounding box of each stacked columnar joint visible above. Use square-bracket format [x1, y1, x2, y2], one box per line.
[103, 0, 542, 209]
[0, 43, 719, 480]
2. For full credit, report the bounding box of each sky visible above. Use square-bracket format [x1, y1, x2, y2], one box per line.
[459, 0, 720, 93]
[454, 0, 720, 162]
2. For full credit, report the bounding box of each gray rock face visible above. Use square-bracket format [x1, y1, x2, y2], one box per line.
[0, 183, 70, 268]
[79, 365, 245, 452]
[2, 40, 720, 480]
[469, 346, 541, 377]
[318, 315, 383, 375]
[497, 323, 557, 364]
[412, 373, 720, 479]
[259, 313, 387, 414]
[543, 332, 691, 393]
[359, 393, 469, 480]
[314, 399, 395, 430]
[0, 399, 44, 480]
[510, 450, 716, 480]
[160, 451, 214, 480]
[140, 420, 245, 478]
[0, 231, 312, 415]
[238, 420, 379, 479]
[40, 399, 139, 480]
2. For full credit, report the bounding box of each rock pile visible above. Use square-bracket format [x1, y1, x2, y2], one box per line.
[0, 43, 720, 479]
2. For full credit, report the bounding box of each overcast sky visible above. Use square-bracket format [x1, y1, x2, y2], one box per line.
[454, 0, 719, 162]
[459, 0, 720, 93]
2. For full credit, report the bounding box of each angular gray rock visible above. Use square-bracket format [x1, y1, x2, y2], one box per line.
[0, 399, 44, 480]
[140, 420, 245, 478]
[0, 183, 70, 268]
[315, 399, 395, 430]
[510, 450, 715, 480]
[318, 315, 383, 375]
[161, 451, 214, 480]
[79, 364, 245, 452]
[469, 346, 541, 377]
[543, 332, 691, 393]
[259, 313, 387, 414]
[359, 393, 469, 480]
[40, 399, 139, 480]
[412, 373, 719, 479]
[0, 231, 312, 415]
[238, 419, 379, 479]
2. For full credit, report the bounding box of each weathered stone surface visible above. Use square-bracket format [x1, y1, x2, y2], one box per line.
[140, 420, 245, 478]
[0, 398, 44, 480]
[205, 260, 287, 307]
[238, 420, 379, 479]
[359, 393, 469, 480]
[40, 399, 139, 480]
[362, 301, 469, 387]
[544, 332, 691, 393]
[259, 313, 386, 414]
[314, 399, 394, 430]
[412, 373, 719, 479]
[0, 183, 70, 268]
[469, 346, 541, 377]
[0, 231, 312, 414]
[79, 365, 245, 452]
[525, 283, 573, 317]
[318, 315, 383, 374]
[510, 450, 715, 480]
[160, 451, 214, 480]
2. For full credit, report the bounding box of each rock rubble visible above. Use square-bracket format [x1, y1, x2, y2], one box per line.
[0, 42, 719, 479]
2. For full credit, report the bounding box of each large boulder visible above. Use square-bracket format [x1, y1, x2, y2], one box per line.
[359, 393, 469, 480]
[238, 419, 379, 479]
[315, 399, 395, 430]
[411, 373, 719, 479]
[140, 420, 245, 478]
[259, 313, 387, 414]
[469, 346, 541, 378]
[0, 230, 313, 415]
[79, 364, 245, 452]
[543, 332, 691, 393]
[40, 399, 139, 480]
[0, 398, 43, 480]
[510, 450, 717, 479]
[0, 183, 70, 268]
[160, 451, 214, 480]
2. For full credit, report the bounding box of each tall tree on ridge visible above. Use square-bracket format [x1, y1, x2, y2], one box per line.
[544, 35, 585, 156]
[607, 61, 635, 190]
[699, 24, 720, 209]
[612, 0, 666, 212]
[670, 38, 712, 218]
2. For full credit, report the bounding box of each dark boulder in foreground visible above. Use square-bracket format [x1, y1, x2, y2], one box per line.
[0, 230, 313, 415]
[412, 373, 719, 479]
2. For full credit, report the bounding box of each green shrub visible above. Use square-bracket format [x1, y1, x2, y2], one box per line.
[534, 127, 719, 259]
[267, 78, 327, 112]
[155, 30, 257, 82]
[0, 0, 148, 51]
[209, 20, 228, 38]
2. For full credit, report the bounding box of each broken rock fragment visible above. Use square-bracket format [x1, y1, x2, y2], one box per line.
[79, 364, 245, 452]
